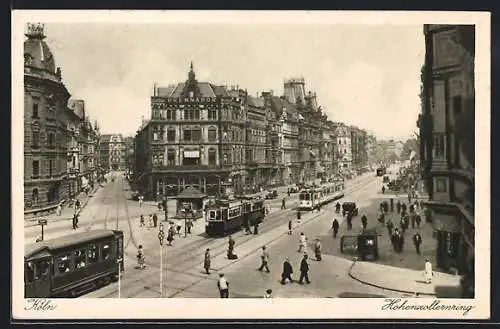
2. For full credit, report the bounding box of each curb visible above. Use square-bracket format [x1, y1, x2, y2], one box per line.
[347, 259, 436, 297]
[24, 187, 100, 228]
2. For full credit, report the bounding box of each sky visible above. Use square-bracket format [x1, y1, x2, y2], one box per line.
[40, 22, 425, 140]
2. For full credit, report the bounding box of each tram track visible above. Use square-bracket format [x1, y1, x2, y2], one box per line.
[93, 173, 379, 298]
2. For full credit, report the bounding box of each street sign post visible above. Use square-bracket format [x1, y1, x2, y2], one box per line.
[158, 225, 165, 296]
[38, 219, 47, 241]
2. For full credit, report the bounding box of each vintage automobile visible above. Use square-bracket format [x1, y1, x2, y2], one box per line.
[388, 180, 402, 191]
[130, 191, 140, 201]
[265, 190, 279, 199]
[342, 201, 359, 217]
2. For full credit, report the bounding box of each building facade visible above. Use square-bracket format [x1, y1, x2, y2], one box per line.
[98, 134, 126, 171]
[67, 99, 100, 188]
[351, 126, 368, 170]
[123, 136, 135, 176]
[24, 23, 71, 211]
[65, 105, 81, 198]
[420, 25, 475, 294]
[135, 66, 373, 198]
[320, 120, 337, 178]
[245, 95, 271, 190]
[333, 122, 352, 171]
[136, 64, 251, 198]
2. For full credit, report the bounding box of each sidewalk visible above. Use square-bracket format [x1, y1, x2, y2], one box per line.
[348, 259, 462, 297]
[24, 184, 101, 228]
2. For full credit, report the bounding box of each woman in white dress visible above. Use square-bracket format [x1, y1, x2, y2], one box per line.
[298, 232, 307, 253]
[424, 258, 433, 284]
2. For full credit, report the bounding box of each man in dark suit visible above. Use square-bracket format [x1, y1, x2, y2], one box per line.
[299, 254, 311, 284]
[332, 218, 339, 238]
[413, 232, 423, 255]
[281, 257, 294, 284]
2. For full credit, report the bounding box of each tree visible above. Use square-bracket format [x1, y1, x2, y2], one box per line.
[402, 138, 419, 160]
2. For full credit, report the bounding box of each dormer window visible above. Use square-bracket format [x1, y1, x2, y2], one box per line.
[189, 91, 194, 98]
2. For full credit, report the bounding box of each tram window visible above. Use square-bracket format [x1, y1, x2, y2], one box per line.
[102, 244, 111, 261]
[37, 259, 50, 277]
[209, 210, 216, 219]
[229, 208, 240, 217]
[88, 245, 99, 264]
[216, 211, 221, 220]
[56, 254, 73, 275]
[74, 249, 87, 269]
[25, 261, 35, 282]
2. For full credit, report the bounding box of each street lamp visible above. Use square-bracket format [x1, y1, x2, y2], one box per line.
[162, 197, 168, 222]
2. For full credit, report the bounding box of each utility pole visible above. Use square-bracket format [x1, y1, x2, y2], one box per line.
[158, 224, 165, 296]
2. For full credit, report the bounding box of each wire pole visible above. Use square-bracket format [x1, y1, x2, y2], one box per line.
[118, 260, 121, 298]
[158, 224, 165, 297]
[160, 242, 163, 296]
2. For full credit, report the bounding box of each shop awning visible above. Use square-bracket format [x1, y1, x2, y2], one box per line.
[183, 150, 200, 158]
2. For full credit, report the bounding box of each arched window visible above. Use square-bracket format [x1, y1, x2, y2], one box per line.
[208, 127, 217, 142]
[167, 149, 176, 166]
[208, 148, 216, 165]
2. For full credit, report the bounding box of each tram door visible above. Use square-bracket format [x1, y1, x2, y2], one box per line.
[25, 256, 52, 298]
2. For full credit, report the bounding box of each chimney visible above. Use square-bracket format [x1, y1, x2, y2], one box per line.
[270, 90, 274, 96]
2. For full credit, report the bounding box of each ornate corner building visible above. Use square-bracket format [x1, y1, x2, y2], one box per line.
[24, 23, 100, 213]
[24, 23, 71, 210]
[420, 25, 475, 284]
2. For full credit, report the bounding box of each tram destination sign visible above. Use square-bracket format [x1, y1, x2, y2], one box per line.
[38, 219, 48, 225]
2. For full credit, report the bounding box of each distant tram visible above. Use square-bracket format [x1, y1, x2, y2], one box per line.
[298, 180, 345, 211]
[205, 194, 265, 236]
[24, 230, 124, 298]
[376, 166, 387, 176]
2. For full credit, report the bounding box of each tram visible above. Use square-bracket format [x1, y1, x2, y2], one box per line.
[24, 230, 124, 298]
[205, 195, 265, 236]
[376, 166, 387, 176]
[298, 180, 345, 211]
